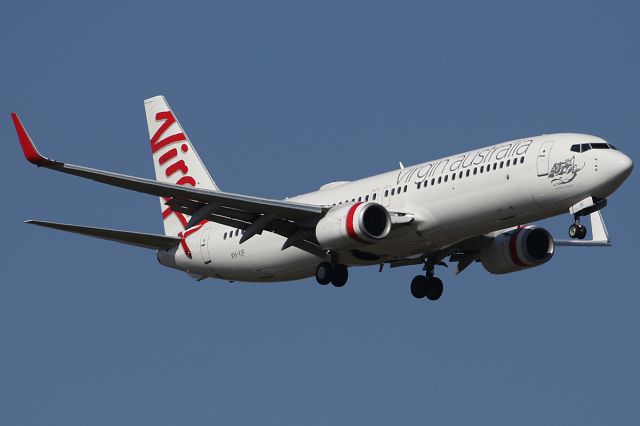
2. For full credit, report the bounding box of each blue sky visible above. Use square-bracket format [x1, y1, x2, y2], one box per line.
[1, 1, 639, 425]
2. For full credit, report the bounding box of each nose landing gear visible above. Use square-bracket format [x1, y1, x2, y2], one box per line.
[568, 216, 587, 240]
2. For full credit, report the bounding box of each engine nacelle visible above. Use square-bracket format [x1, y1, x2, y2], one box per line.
[480, 226, 555, 274]
[316, 202, 391, 250]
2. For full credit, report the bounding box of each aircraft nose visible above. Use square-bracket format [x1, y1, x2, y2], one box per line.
[614, 151, 633, 180]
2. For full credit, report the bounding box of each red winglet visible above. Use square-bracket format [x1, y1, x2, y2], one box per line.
[11, 113, 54, 166]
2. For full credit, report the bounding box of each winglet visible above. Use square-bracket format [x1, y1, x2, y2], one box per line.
[11, 113, 55, 167]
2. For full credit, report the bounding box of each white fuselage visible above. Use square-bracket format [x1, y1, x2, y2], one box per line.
[158, 133, 632, 282]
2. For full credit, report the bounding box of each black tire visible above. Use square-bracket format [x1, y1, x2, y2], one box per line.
[315, 262, 333, 285]
[577, 224, 587, 240]
[426, 277, 444, 301]
[331, 264, 348, 287]
[410, 275, 428, 299]
[568, 223, 580, 239]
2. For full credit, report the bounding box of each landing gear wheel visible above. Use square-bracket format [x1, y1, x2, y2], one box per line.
[425, 277, 444, 301]
[410, 275, 428, 299]
[577, 224, 587, 239]
[331, 264, 348, 287]
[568, 223, 580, 239]
[569, 223, 588, 239]
[315, 262, 333, 285]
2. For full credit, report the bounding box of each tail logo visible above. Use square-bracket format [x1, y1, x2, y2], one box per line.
[151, 111, 201, 240]
[177, 220, 207, 259]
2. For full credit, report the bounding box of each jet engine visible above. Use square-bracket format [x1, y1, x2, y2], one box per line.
[316, 202, 391, 250]
[480, 225, 555, 274]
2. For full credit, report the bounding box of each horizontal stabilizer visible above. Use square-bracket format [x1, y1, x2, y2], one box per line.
[25, 220, 181, 250]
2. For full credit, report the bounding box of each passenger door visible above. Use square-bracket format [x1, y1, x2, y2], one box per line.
[537, 141, 554, 176]
[200, 228, 212, 265]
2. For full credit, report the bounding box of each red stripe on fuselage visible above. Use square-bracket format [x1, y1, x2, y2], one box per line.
[177, 220, 207, 259]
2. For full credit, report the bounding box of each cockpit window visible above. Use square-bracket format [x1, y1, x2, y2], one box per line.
[572, 142, 616, 153]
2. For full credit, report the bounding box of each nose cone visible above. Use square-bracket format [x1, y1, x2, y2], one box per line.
[592, 150, 633, 199]
[613, 151, 633, 181]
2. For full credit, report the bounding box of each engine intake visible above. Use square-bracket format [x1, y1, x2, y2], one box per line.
[480, 225, 555, 274]
[316, 202, 391, 250]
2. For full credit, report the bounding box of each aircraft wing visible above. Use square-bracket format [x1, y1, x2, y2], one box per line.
[25, 220, 181, 250]
[13, 113, 328, 256]
[389, 210, 613, 275]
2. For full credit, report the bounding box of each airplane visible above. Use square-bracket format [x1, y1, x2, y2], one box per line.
[12, 96, 633, 301]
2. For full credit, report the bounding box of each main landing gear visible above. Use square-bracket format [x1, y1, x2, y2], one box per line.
[315, 261, 349, 287]
[568, 215, 587, 240]
[410, 258, 445, 301]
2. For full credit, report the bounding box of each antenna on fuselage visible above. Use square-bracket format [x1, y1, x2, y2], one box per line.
[399, 161, 405, 169]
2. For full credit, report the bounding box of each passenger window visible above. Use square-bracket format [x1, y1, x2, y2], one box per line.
[365, 195, 369, 201]
[352, 198, 355, 202]
[493, 163, 497, 170]
[452, 173, 456, 181]
[570, 144, 580, 153]
[466, 170, 470, 177]
[223, 232, 227, 240]
[437, 176, 442, 184]
[358, 196, 362, 202]
[384, 190, 389, 197]
[500, 161, 504, 168]
[417, 182, 422, 189]
[235, 229, 239, 236]
[391, 188, 395, 196]
[506, 159, 510, 167]
[444, 175, 448, 182]
[403, 185, 407, 192]
[520, 157, 524, 164]
[397, 186, 401, 194]
[373, 193, 377, 200]
[480, 166, 484, 173]
[459, 171, 463, 179]
[431, 178, 435, 185]
[473, 167, 477, 175]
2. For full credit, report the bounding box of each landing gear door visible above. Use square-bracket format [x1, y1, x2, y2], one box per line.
[200, 228, 212, 265]
[537, 141, 554, 176]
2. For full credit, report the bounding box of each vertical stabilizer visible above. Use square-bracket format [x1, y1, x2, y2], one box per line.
[144, 96, 218, 236]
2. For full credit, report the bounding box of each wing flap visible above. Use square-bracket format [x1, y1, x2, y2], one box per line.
[25, 220, 181, 250]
